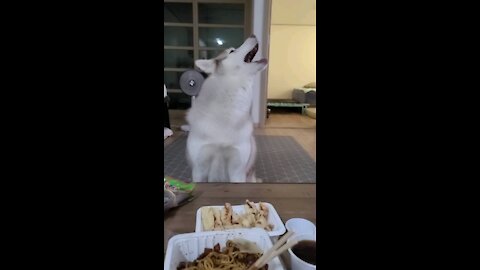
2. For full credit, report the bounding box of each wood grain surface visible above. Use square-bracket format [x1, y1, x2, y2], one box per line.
[164, 183, 317, 255]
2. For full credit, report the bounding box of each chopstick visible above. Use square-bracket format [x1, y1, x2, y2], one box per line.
[247, 231, 298, 270]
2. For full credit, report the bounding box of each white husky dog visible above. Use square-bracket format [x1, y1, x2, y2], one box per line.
[186, 35, 267, 183]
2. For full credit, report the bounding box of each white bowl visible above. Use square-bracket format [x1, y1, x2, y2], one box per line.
[287, 233, 316, 270]
[285, 218, 316, 235]
[195, 202, 286, 238]
[164, 228, 285, 270]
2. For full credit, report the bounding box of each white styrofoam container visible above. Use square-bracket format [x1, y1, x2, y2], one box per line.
[195, 202, 286, 239]
[164, 228, 285, 270]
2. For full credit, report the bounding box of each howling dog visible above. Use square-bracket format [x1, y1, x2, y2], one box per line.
[186, 35, 267, 182]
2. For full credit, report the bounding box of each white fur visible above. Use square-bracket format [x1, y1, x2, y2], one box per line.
[186, 36, 268, 183]
[164, 127, 173, 140]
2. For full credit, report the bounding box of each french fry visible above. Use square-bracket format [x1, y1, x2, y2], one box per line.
[212, 208, 223, 230]
[201, 201, 274, 232]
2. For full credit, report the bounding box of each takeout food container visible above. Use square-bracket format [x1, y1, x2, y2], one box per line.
[194, 202, 286, 240]
[164, 228, 285, 270]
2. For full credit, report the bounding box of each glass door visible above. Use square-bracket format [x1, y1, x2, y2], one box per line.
[164, 0, 251, 109]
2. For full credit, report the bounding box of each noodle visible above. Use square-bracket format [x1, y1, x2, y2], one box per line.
[177, 240, 268, 270]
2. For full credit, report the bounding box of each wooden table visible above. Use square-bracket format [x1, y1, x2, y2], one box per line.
[164, 183, 316, 256]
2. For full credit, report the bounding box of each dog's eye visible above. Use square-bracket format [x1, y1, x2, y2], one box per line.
[229, 49, 235, 54]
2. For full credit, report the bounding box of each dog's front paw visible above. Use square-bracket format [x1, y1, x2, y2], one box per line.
[230, 178, 246, 183]
[253, 177, 262, 183]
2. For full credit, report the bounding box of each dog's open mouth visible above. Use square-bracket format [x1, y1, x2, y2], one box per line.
[244, 43, 258, 63]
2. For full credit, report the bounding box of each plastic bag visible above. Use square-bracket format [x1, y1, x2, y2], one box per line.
[164, 177, 195, 211]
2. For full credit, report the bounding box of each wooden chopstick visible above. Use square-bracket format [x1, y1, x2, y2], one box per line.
[259, 231, 293, 265]
[258, 239, 298, 268]
[259, 231, 293, 266]
[247, 231, 296, 270]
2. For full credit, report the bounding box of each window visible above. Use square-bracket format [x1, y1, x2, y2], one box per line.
[164, 0, 252, 109]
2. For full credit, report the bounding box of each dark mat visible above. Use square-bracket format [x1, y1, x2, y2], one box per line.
[164, 135, 316, 183]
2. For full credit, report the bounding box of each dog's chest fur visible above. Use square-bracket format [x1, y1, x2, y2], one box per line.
[199, 76, 252, 108]
[186, 75, 254, 139]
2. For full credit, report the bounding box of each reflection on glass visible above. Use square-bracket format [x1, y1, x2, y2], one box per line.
[164, 50, 194, 68]
[199, 4, 244, 25]
[164, 3, 193, 23]
[199, 50, 224, 60]
[164, 27, 193, 46]
[199, 28, 244, 48]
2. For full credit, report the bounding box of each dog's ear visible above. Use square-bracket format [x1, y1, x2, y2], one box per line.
[195, 59, 215, 74]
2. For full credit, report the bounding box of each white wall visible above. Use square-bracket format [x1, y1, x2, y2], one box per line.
[267, 0, 316, 99]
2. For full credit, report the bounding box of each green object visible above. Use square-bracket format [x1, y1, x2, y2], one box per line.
[164, 176, 195, 193]
[267, 100, 310, 115]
